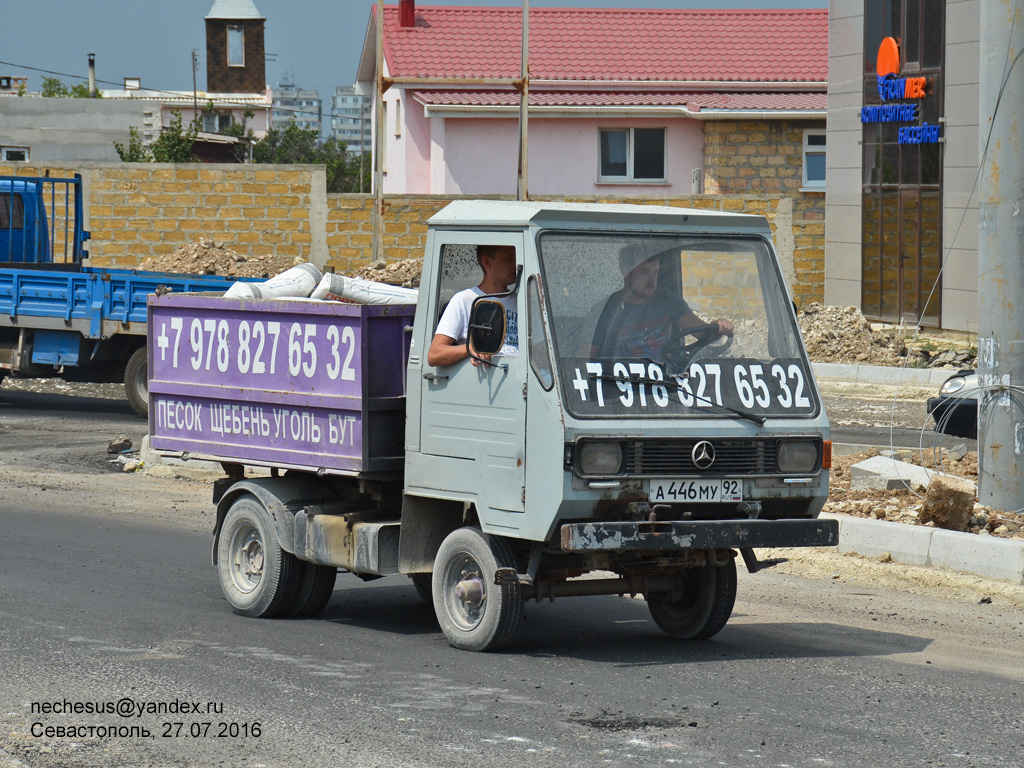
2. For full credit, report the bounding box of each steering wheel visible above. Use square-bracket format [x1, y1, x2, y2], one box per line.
[662, 322, 733, 369]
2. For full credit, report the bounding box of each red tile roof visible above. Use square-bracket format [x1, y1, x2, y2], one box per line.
[413, 90, 827, 112]
[379, 6, 828, 84]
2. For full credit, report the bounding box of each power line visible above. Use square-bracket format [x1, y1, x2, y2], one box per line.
[0, 58, 366, 124]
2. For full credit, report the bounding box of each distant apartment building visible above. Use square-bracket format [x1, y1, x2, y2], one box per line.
[271, 76, 322, 133]
[330, 86, 370, 154]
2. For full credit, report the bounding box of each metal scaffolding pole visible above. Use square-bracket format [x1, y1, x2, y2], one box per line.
[978, 2, 1024, 511]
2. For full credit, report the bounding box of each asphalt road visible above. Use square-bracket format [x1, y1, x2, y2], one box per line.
[0, 384, 1015, 768]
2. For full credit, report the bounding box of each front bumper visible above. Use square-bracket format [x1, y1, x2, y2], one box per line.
[560, 518, 838, 552]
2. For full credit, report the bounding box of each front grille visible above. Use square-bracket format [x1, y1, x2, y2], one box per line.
[624, 439, 780, 476]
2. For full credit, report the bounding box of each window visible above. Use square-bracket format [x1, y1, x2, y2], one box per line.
[2, 147, 29, 162]
[394, 98, 402, 137]
[202, 113, 233, 133]
[802, 130, 826, 189]
[0, 193, 25, 229]
[599, 128, 666, 182]
[227, 26, 244, 67]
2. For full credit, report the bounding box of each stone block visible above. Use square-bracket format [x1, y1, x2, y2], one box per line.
[919, 474, 977, 532]
[849, 455, 946, 491]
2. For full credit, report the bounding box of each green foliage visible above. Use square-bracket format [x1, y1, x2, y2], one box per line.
[113, 127, 152, 162]
[114, 111, 200, 164]
[251, 121, 367, 193]
[150, 111, 200, 163]
[41, 76, 101, 98]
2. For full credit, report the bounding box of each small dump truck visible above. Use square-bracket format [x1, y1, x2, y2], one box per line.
[0, 174, 253, 416]
[148, 200, 836, 651]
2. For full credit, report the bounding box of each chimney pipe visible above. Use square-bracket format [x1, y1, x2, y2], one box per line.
[88, 53, 96, 97]
[399, 0, 415, 28]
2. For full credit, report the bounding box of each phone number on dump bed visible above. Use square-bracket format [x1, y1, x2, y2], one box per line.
[155, 315, 358, 382]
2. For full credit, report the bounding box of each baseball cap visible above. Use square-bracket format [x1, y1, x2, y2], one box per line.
[618, 242, 659, 274]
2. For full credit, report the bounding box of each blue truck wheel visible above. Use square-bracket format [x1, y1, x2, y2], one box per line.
[124, 348, 149, 418]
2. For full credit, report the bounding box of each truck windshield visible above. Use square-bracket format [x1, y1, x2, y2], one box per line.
[537, 231, 818, 420]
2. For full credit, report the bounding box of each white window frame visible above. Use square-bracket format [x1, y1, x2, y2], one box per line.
[2, 147, 29, 161]
[598, 127, 667, 183]
[202, 113, 233, 133]
[227, 26, 245, 67]
[802, 129, 826, 189]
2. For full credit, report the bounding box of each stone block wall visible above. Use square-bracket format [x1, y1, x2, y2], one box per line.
[0, 163, 325, 268]
[703, 119, 827, 196]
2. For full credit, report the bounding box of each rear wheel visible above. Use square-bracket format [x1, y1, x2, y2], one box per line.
[217, 495, 301, 618]
[124, 347, 149, 418]
[289, 564, 337, 617]
[432, 528, 522, 651]
[410, 573, 433, 604]
[646, 557, 737, 639]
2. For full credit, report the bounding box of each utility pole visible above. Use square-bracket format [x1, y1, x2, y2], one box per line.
[192, 50, 199, 121]
[977, 4, 1024, 511]
[372, 0, 385, 264]
[516, 0, 529, 201]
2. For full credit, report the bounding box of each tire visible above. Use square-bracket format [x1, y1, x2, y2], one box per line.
[124, 347, 149, 418]
[432, 528, 522, 651]
[217, 495, 302, 618]
[410, 573, 433, 604]
[289, 564, 337, 617]
[646, 557, 737, 640]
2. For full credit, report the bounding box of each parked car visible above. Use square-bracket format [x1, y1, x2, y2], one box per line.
[927, 369, 978, 438]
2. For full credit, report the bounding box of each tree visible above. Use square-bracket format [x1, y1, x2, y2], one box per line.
[113, 111, 200, 163]
[113, 127, 152, 162]
[150, 111, 200, 163]
[251, 121, 367, 192]
[41, 76, 101, 98]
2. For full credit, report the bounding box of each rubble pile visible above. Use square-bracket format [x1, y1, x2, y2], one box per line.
[826, 448, 1024, 540]
[797, 302, 976, 368]
[798, 303, 905, 365]
[354, 258, 423, 288]
[138, 239, 302, 278]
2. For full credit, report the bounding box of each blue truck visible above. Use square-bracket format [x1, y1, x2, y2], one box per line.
[0, 174, 250, 417]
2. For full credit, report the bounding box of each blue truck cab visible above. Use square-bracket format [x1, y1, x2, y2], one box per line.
[0, 173, 253, 416]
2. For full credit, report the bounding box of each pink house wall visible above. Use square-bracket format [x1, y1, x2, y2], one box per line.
[383, 94, 705, 196]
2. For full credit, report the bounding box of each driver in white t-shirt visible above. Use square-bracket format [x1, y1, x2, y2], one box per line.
[427, 245, 519, 367]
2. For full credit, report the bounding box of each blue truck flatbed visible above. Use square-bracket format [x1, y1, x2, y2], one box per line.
[0, 173, 253, 416]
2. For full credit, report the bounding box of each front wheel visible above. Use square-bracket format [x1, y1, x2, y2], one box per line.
[432, 528, 522, 651]
[646, 557, 737, 639]
[217, 495, 301, 618]
[124, 347, 149, 418]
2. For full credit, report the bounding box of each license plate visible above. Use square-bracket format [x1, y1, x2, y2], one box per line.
[650, 479, 743, 503]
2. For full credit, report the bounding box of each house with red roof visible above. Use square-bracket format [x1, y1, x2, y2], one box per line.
[355, 1, 827, 197]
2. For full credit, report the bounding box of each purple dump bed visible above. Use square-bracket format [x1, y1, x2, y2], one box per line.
[147, 294, 414, 476]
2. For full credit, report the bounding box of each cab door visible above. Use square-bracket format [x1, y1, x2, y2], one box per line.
[412, 232, 528, 531]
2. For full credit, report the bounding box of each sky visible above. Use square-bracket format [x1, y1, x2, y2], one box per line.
[1, 0, 827, 122]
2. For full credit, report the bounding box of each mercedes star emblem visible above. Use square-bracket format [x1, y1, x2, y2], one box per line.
[691, 440, 715, 469]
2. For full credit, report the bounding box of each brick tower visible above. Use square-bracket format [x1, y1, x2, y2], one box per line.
[205, 0, 266, 94]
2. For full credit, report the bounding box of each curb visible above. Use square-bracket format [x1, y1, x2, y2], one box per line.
[821, 512, 1024, 585]
[810, 362, 1023, 585]
[811, 361, 958, 388]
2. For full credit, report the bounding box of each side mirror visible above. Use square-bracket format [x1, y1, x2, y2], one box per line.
[468, 299, 507, 356]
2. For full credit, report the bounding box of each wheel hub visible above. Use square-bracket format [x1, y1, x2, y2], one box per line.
[241, 534, 264, 577]
[454, 574, 485, 610]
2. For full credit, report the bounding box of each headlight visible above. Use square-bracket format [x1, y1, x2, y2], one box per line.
[777, 440, 819, 473]
[577, 442, 624, 475]
[939, 376, 966, 395]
